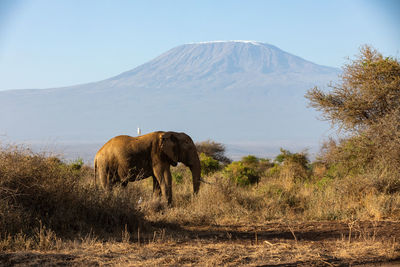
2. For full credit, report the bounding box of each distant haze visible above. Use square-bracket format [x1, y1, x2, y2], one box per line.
[0, 41, 340, 161]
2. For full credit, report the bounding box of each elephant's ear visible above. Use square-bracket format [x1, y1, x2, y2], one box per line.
[160, 132, 179, 165]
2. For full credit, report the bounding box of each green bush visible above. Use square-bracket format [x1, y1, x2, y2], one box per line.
[265, 149, 311, 182]
[266, 163, 280, 177]
[224, 161, 260, 186]
[69, 158, 84, 171]
[222, 155, 273, 186]
[241, 155, 259, 166]
[275, 148, 309, 168]
[196, 140, 232, 164]
[199, 152, 220, 176]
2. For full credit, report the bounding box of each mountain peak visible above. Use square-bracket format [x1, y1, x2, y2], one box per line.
[187, 40, 263, 46]
[110, 41, 339, 89]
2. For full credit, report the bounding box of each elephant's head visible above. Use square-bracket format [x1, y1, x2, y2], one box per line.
[160, 132, 201, 194]
[160, 132, 179, 166]
[172, 132, 201, 194]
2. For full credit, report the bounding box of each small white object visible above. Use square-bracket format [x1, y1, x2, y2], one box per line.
[137, 128, 141, 135]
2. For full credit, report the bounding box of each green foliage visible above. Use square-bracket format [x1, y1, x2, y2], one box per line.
[315, 176, 333, 190]
[199, 152, 220, 176]
[172, 172, 184, 184]
[275, 148, 309, 169]
[171, 164, 193, 185]
[241, 155, 259, 166]
[224, 156, 263, 186]
[269, 149, 311, 182]
[319, 137, 373, 180]
[266, 164, 280, 177]
[274, 153, 285, 164]
[223, 155, 275, 186]
[196, 140, 231, 164]
[70, 158, 84, 171]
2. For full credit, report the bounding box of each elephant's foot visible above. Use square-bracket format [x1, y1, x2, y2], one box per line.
[152, 189, 162, 198]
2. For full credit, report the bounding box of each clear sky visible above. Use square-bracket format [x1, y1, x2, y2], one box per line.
[0, 0, 399, 90]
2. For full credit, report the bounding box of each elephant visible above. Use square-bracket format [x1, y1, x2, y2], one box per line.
[94, 131, 201, 204]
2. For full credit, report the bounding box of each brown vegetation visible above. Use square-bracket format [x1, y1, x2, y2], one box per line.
[1, 144, 399, 266]
[306, 45, 400, 185]
[0, 145, 146, 243]
[1, 46, 399, 265]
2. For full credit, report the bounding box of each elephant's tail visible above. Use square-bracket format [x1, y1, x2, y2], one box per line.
[94, 158, 97, 186]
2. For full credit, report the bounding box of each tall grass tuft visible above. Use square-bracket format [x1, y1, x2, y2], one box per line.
[0, 145, 146, 246]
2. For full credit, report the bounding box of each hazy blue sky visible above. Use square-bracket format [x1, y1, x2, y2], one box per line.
[0, 0, 399, 90]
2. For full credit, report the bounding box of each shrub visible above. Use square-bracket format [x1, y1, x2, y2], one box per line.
[241, 155, 259, 166]
[223, 155, 274, 186]
[196, 140, 231, 164]
[0, 145, 146, 242]
[199, 152, 220, 176]
[224, 161, 260, 186]
[69, 157, 84, 170]
[268, 149, 311, 182]
[171, 163, 192, 184]
[275, 148, 309, 167]
[318, 138, 373, 179]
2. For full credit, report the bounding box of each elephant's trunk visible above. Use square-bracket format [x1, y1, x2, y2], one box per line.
[182, 149, 201, 194]
[189, 157, 201, 194]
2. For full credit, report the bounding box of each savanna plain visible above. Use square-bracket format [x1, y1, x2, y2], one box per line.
[1, 47, 400, 266]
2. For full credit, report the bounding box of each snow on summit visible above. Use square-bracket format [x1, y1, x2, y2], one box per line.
[112, 40, 339, 89]
[189, 40, 262, 45]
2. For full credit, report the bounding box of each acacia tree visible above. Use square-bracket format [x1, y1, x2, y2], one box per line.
[195, 140, 232, 164]
[306, 46, 400, 181]
[306, 45, 400, 133]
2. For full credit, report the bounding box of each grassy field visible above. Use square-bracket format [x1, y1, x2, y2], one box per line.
[2, 45, 399, 266]
[0, 145, 399, 266]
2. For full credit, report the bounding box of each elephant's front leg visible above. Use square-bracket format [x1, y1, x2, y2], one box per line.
[153, 165, 172, 204]
[152, 176, 162, 198]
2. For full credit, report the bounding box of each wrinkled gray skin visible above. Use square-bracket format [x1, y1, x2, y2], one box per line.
[94, 131, 201, 204]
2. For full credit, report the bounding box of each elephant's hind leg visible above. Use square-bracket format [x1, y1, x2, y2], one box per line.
[98, 168, 111, 190]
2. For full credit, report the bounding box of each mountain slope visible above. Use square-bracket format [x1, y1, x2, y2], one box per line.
[0, 41, 340, 158]
[109, 41, 336, 90]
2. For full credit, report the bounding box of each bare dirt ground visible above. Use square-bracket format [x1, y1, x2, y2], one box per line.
[1, 221, 400, 266]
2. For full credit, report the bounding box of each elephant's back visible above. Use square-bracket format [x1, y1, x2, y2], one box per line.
[96, 135, 133, 156]
[96, 134, 156, 157]
[108, 135, 135, 145]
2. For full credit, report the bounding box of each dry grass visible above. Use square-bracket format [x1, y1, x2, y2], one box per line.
[1, 145, 400, 265]
[135, 165, 400, 226]
[1, 223, 399, 266]
[0, 145, 146, 246]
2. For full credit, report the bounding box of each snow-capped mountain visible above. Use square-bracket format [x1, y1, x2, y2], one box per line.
[109, 41, 336, 90]
[0, 41, 340, 159]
